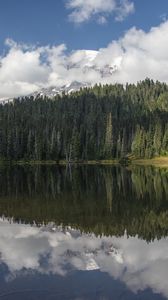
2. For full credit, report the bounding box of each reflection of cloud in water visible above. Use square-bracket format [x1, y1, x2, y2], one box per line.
[0, 218, 168, 298]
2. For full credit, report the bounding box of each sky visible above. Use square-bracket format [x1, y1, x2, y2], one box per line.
[0, 0, 168, 99]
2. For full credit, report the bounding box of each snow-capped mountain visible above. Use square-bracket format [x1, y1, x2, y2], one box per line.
[29, 81, 90, 99]
[0, 217, 124, 273]
[0, 49, 119, 102]
[28, 65, 117, 99]
[29, 58, 118, 99]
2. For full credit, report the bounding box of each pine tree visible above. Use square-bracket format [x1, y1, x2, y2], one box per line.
[154, 122, 162, 156]
[104, 112, 113, 158]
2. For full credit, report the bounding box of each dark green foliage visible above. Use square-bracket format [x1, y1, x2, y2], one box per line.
[0, 78, 168, 161]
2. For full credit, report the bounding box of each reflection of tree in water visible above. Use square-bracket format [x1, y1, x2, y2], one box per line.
[104, 167, 113, 213]
[0, 165, 168, 241]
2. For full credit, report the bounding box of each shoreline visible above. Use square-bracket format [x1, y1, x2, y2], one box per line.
[0, 157, 168, 168]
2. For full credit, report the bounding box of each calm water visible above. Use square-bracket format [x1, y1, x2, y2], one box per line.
[0, 165, 167, 299]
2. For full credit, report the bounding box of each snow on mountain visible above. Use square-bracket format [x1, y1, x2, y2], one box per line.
[67, 50, 98, 69]
[0, 49, 119, 102]
[29, 81, 89, 99]
[28, 62, 117, 99]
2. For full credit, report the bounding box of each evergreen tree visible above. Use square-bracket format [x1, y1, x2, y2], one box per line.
[0, 79, 167, 161]
[104, 112, 113, 158]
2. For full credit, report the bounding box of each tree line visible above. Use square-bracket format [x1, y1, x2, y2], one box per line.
[0, 78, 168, 161]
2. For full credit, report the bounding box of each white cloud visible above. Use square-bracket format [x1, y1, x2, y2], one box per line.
[97, 15, 107, 25]
[1, 218, 168, 298]
[66, 0, 134, 24]
[1, 21, 168, 99]
[115, 0, 135, 21]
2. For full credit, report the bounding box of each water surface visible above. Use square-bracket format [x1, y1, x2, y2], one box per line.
[0, 165, 167, 299]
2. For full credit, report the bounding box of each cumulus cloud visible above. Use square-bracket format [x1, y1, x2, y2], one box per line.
[66, 0, 135, 24]
[1, 21, 168, 99]
[1, 218, 168, 298]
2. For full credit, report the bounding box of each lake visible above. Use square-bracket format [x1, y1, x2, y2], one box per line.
[0, 165, 167, 299]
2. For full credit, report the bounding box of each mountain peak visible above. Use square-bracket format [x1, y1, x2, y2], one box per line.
[29, 81, 89, 99]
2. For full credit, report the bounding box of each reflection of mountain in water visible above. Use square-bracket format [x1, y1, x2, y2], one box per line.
[0, 165, 168, 241]
[0, 218, 167, 299]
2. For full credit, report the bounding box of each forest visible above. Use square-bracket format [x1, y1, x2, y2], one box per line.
[0, 78, 168, 161]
